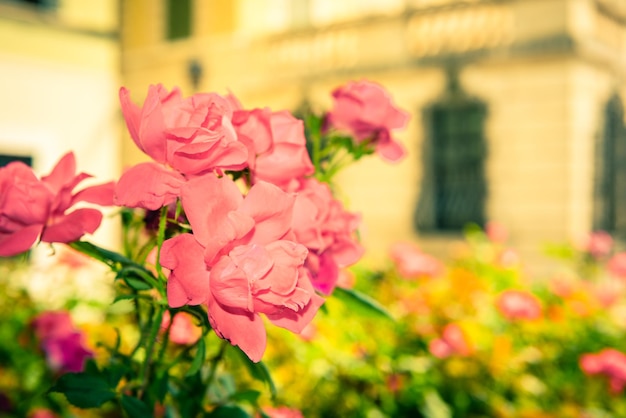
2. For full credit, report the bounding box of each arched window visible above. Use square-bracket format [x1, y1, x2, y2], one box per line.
[594, 94, 626, 235]
[415, 69, 488, 232]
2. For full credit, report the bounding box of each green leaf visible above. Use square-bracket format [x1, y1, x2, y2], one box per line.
[122, 277, 152, 291]
[232, 347, 277, 399]
[229, 389, 261, 405]
[120, 395, 152, 418]
[69, 241, 137, 270]
[186, 337, 206, 376]
[207, 405, 251, 418]
[49, 372, 116, 408]
[112, 294, 142, 304]
[101, 362, 127, 388]
[332, 287, 394, 321]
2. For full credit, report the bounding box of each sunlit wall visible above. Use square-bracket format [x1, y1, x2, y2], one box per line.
[122, 0, 626, 268]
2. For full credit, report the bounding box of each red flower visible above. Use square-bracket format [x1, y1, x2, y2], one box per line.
[327, 80, 409, 162]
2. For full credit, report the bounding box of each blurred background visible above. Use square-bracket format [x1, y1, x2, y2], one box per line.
[1, 0, 625, 270]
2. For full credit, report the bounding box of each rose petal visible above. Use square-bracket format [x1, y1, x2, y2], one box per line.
[161, 234, 211, 307]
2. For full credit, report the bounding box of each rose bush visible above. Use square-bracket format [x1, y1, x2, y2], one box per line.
[0, 79, 408, 417]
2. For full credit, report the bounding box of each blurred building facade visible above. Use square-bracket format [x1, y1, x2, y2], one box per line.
[0, 0, 121, 246]
[117, 0, 626, 265]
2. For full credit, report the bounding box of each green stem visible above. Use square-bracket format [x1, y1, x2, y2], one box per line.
[154, 206, 169, 294]
[164, 326, 211, 371]
[138, 304, 165, 399]
[156, 310, 173, 365]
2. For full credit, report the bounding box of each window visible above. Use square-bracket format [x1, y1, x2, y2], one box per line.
[0, 153, 32, 168]
[166, 0, 192, 40]
[593, 94, 626, 235]
[415, 71, 488, 232]
[12, 0, 56, 8]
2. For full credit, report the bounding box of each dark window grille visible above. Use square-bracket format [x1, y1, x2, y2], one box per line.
[594, 94, 626, 235]
[0, 153, 32, 168]
[166, 0, 192, 40]
[415, 72, 488, 232]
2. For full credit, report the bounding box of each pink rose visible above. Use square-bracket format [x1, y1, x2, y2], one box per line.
[116, 85, 248, 209]
[0, 162, 51, 256]
[32, 311, 93, 373]
[231, 107, 314, 189]
[39, 152, 115, 244]
[0, 153, 114, 256]
[496, 289, 542, 321]
[327, 80, 409, 162]
[290, 178, 363, 294]
[160, 175, 324, 362]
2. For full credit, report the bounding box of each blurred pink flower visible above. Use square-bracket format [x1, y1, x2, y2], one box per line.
[389, 242, 442, 279]
[290, 178, 363, 294]
[327, 80, 410, 162]
[115, 85, 248, 209]
[497, 248, 520, 268]
[263, 406, 304, 418]
[486, 221, 508, 244]
[29, 409, 57, 418]
[161, 311, 202, 345]
[608, 253, 626, 279]
[31, 311, 93, 373]
[160, 175, 324, 362]
[584, 231, 613, 258]
[0, 153, 114, 256]
[231, 107, 314, 189]
[429, 323, 472, 358]
[496, 290, 542, 321]
[580, 348, 626, 394]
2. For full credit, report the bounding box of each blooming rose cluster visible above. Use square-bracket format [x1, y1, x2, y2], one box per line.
[0, 152, 114, 257]
[114, 82, 406, 361]
[31, 311, 93, 373]
[580, 348, 626, 393]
